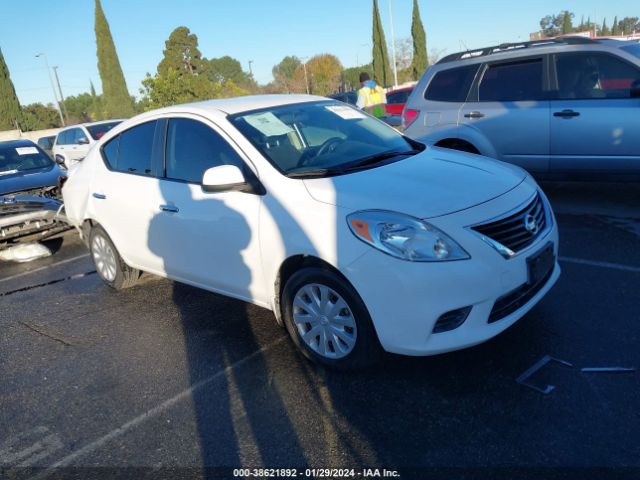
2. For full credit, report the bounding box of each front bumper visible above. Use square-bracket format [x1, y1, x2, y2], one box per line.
[343, 184, 560, 356]
[0, 196, 69, 244]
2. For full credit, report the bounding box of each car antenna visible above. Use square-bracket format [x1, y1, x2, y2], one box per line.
[459, 39, 470, 52]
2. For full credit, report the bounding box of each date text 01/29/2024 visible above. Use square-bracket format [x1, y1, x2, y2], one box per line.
[233, 468, 401, 478]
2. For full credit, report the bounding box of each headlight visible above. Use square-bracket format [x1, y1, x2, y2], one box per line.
[347, 210, 470, 262]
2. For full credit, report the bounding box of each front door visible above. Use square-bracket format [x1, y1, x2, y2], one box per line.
[459, 57, 550, 173]
[549, 51, 640, 174]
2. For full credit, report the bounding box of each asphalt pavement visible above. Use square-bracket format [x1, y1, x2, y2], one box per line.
[0, 182, 638, 480]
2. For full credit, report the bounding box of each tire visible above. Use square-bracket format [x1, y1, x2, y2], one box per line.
[281, 267, 382, 370]
[89, 225, 140, 290]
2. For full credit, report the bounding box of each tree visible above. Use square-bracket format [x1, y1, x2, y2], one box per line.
[410, 0, 428, 80]
[0, 47, 22, 130]
[612, 16, 620, 36]
[205, 56, 255, 91]
[371, 0, 392, 86]
[619, 17, 640, 35]
[342, 64, 373, 92]
[562, 11, 573, 34]
[20, 103, 61, 131]
[272, 56, 301, 93]
[140, 68, 214, 110]
[63, 93, 94, 124]
[305, 54, 343, 96]
[95, 0, 134, 118]
[601, 18, 610, 36]
[540, 11, 573, 37]
[157, 27, 204, 77]
[90, 80, 103, 120]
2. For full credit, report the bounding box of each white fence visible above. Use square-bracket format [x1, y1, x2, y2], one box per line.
[0, 128, 62, 143]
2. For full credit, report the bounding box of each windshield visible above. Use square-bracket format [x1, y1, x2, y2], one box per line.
[229, 101, 421, 178]
[0, 145, 53, 175]
[86, 121, 122, 140]
[621, 43, 640, 59]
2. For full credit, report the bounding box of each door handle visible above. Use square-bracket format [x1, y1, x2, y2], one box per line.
[464, 111, 485, 119]
[92, 193, 106, 200]
[553, 109, 580, 118]
[160, 204, 179, 213]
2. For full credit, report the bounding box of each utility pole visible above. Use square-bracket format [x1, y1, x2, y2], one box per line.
[52, 66, 69, 123]
[35, 53, 65, 126]
[388, 0, 398, 87]
[248, 60, 254, 77]
[301, 57, 310, 94]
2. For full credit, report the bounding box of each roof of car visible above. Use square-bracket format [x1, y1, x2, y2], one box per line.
[59, 119, 124, 131]
[149, 94, 326, 116]
[0, 139, 38, 149]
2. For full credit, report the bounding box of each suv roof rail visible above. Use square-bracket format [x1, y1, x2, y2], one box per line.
[437, 36, 600, 64]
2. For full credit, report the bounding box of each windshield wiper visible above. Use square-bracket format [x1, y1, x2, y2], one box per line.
[287, 168, 341, 178]
[340, 149, 421, 172]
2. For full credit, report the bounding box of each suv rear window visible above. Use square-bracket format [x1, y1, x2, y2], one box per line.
[425, 65, 479, 102]
[479, 59, 543, 101]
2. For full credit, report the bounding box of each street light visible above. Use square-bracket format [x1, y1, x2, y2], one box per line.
[388, 0, 398, 87]
[35, 53, 65, 126]
[248, 60, 254, 77]
[52, 66, 69, 123]
[301, 57, 310, 94]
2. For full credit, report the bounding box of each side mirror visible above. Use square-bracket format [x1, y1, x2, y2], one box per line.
[54, 155, 67, 168]
[631, 80, 640, 98]
[77, 138, 89, 145]
[202, 165, 255, 193]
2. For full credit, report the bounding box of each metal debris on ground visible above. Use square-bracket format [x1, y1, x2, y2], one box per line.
[0, 242, 51, 263]
[516, 355, 573, 394]
[580, 367, 636, 373]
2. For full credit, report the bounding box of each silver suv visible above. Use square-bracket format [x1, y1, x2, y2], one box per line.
[403, 37, 640, 180]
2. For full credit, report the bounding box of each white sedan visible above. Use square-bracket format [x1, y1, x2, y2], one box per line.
[62, 95, 560, 369]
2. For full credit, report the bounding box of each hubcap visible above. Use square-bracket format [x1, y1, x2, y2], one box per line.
[292, 283, 357, 359]
[92, 234, 117, 282]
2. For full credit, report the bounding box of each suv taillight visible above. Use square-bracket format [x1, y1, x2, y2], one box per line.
[401, 108, 419, 130]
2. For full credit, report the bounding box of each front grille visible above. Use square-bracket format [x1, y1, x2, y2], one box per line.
[488, 267, 553, 323]
[472, 194, 547, 255]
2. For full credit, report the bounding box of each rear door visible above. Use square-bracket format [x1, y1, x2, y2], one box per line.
[549, 51, 640, 174]
[460, 56, 550, 172]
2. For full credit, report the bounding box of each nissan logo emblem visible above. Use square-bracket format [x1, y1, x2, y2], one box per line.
[524, 214, 538, 234]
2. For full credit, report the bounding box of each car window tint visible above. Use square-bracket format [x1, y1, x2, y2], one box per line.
[388, 90, 411, 104]
[165, 118, 243, 184]
[57, 130, 70, 145]
[555, 53, 640, 99]
[73, 128, 88, 144]
[479, 59, 543, 102]
[425, 65, 479, 102]
[86, 121, 122, 140]
[102, 135, 120, 169]
[116, 121, 157, 175]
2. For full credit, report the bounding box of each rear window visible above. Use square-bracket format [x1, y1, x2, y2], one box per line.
[479, 59, 543, 101]
[425, 65, 479, 102]
[387, 89, 412, 104]
[86, 121, 122, 140]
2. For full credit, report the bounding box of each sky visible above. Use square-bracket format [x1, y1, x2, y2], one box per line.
[1, 0, 638, 106]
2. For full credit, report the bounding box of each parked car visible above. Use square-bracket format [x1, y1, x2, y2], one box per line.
[327, 91, 357, 106]
[52, 120, 122, 169]
[63, 95, 559, 369]
[403, 37, 640, 180]
[37, 135, 56, 157]
[385, 85, 414, 115]
[0, 140, 68, 245]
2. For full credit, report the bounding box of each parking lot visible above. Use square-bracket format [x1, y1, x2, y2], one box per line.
[1, 182, 639, 480]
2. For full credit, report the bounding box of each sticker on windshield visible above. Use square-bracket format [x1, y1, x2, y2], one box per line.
[15, 147, 39, 155]
[325, 105, 366, 119]
[244, 112, 294, 137]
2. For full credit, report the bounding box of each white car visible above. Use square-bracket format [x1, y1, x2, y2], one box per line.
[62, 95, 560, 369]
[52, 120, 122, 169]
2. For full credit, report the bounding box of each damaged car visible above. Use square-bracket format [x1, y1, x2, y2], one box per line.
[0, 139, 69, 246]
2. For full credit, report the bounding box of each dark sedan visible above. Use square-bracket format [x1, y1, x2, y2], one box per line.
[0, 139, 69, 245]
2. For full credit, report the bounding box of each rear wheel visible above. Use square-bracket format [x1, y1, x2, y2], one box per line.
[90, 225, 140, 290]
[282, 267, 381, 369]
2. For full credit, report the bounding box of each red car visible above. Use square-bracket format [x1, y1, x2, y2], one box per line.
[385, 86, 414, 115]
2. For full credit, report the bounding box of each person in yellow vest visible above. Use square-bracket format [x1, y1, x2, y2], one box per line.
[356, 72, 387, 118]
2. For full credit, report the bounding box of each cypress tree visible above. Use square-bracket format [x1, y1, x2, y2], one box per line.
[89, 80, 103, 120]
[371, 0, 392, 87]
[601, 18, 610, 36]
[158, 27, 204, 77]
[612, 16, 620, 36]
[410, 0, 428, 80]
[562, 12, 573, 34]
[94, 0, 133, 118]
[0, 47, 22, 130]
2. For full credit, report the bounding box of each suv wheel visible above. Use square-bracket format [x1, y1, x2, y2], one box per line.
[90, 225, 140, 290]
[281, 267, 381, 369]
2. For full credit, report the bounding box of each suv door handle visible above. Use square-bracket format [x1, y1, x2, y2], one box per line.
[464, 111, 485, 119]
[160, 204, 179, 213]
[553, 109, 580, 118]
[92, 193, 106, 200]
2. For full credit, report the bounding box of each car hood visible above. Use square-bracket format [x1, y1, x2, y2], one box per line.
[302, 147, 527, 218]
[0, 164, 64, 196]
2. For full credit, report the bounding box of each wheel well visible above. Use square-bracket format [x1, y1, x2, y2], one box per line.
[434, 138, 480, 154]
[273, 255, 348, 326]
[81, 219, 95, 246]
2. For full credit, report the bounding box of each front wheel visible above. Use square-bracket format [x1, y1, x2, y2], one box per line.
[281, 267, 381, 369]
[90, 225, 140, 290]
